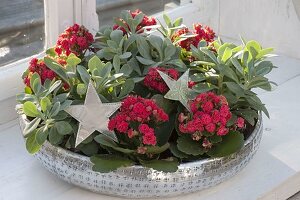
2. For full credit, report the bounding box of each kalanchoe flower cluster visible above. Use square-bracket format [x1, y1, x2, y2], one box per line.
[171, 23, 215, 50]
[24, 58, 56, 86]
[23, 57, 69, 90]
[108, 96, 169, 147]
[55, 24, 94, 56]
[178, 92, 232, 149]
[113, 9, 157, 34]
[144, 67, 180, 93]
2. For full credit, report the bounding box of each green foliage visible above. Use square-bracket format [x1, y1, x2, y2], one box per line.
[207, 131, 244, 157]
[190, 38, 276, 124]
[140, 157, 179, 172]
[17, 11, 276, 174]
[177, 135, 206, 156]
[26, 130, 41, 154]
[91, 154, 135, 173]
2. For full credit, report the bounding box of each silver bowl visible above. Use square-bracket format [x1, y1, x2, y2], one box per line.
[19, 114, 263, 198]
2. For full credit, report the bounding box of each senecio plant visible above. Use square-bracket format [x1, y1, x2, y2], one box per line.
[17, 10, 276, 172]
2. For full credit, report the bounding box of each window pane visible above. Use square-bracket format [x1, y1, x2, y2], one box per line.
[0, 0, 44, 67]
[96, 0, 181, 26]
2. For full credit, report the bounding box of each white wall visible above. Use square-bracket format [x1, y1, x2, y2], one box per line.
[194, 0, 300, 59]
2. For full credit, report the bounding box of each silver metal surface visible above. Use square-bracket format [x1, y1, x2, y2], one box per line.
[19, 114, 263, 198]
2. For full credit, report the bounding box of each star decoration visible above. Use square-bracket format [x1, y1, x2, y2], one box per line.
[158, 69, 191, 111]
[65, 81, 121, 147]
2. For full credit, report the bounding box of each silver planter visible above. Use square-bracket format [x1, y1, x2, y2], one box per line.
[19, 114, 263, 198]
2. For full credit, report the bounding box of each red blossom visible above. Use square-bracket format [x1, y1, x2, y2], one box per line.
[55, 24, 94, 56]
[108, 96, 169, 146]
[144, 67, 180, 94]
[178, 92, 233, 148]
[171, 23, 215, 50]
[236, 117, 245, 128]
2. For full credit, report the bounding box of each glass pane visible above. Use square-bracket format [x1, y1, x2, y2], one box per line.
[96, 0, 181, 27]
[0, 0, 44, 67]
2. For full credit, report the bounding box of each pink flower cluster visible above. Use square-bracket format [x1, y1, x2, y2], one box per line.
[171, 23, 215, 50]
[144, 67, 180, 93]
[178, 92, 232, 149]
[108, 96, 169, 147]
[55, 24, 94, 56]
[113, 9, 157, 34]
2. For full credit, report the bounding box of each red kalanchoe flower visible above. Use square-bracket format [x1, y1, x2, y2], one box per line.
[55, 24, 94, 56]
[108, 96, 169, 146]
[144, 67, 180, 94]
[23, 58, 57, 87]
[178, 92, 233, 148]
[236, 117, 245, 128]
[171, 23, 215, 50]
[113, 9, 157, 34]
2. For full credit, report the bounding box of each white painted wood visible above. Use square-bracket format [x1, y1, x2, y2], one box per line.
[258, 172, 300, 200]
[1, 53, 300, 199]
[44, 0, 99, 48]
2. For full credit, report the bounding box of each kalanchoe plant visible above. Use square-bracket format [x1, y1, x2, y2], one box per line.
[17, 10, 276, 173]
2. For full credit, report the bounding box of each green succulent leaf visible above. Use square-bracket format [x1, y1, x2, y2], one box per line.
[140, 157, 179, 172]
[23, 101, 39, 117]
[169, 143, 190, 159]
[40, 97, 51, 112]
[26, 130, 41, 154]
[207, 131, 244, 157]
[55, 121, 73, 135]
[177, 135, 205, 156]
[48, 127, 64, 145]
[145, 143, 170, 154]
[23, 117, 41, 137]
[94, 134, 134, 154]
[91, 154, 134, 173]
[44, 57, 69, 84]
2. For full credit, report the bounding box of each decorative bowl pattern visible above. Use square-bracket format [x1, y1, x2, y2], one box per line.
[19, 114, 263, 198]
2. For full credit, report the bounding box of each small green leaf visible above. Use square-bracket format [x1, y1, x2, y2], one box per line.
[79, 142, 99, 156]
[94, 134, 134, 154]
[48, 127, 64, 145]
[24, 117, 41, 137]
[120, 64, 133, 76]
[55, 121, 73, 135]
[77, 83, 87, 96]
[88, 55, 104, 72]
[91, 154, 134, 173]
[221, 47, 233, 63]
[140, 158, 178, 172]
[44, 57, 69, 84]
[119, 79, 135, 97]
[35, 127, 49, 145]
[146, 143, 170, 154]
[207, 131, 244, 157]
[113, 55, 121, 72]
[66, 53, 81, 66]
[50, 102, 61, 117]
[26, 130, 41, 154]
[77, 65, 90, 85]
[40, 97, 51, 112]
[177, 135, 205, 156]
[23, 101, 39, 117]
[169, 143, 190, 158]
[136, 56, 155, 65]
[32, 77, 42, 94]
[200, 47, 218, 64]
